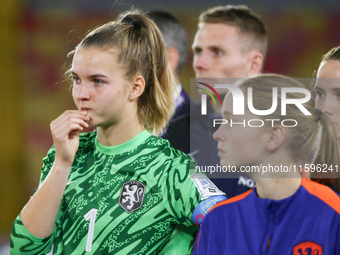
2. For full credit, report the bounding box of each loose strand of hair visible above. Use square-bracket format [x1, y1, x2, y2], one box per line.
[311, 113, 340, 192]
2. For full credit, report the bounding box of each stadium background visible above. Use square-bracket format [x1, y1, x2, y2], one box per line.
[1, 0, 340, 251]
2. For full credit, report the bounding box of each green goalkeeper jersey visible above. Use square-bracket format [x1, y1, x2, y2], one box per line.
[11, 130, 217, 255]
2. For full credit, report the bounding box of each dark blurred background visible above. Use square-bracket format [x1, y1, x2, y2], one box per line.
[1, 0, 340, 252]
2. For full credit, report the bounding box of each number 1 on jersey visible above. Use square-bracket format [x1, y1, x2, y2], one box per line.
[84, 208, 98, 252]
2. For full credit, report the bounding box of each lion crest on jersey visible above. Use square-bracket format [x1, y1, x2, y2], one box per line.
[293, 241, 322, 255]
[119, 180, 146, 213]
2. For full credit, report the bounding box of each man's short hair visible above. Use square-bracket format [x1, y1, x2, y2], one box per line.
[148, 11, 188, 75]
[199, 5, 267, 59]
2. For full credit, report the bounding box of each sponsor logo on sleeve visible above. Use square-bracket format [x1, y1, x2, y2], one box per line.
[190, 173, 225, 200]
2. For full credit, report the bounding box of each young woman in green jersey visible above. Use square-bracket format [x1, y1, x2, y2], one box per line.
[312, 46, 340, 192]
[193, 74, 340, 254]
[11, 13, 224, 255]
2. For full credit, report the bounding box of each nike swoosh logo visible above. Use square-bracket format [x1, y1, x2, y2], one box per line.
[66, 181, 79, 185]
[188, 149, 199, 157]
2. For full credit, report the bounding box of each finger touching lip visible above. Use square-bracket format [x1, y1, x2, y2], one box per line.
[81, 126, 96, 133]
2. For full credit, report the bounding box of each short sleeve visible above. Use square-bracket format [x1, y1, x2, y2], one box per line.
[161, 155, 201, 226]
[10, 209, 62, 255]
[10, 146, 62, 255]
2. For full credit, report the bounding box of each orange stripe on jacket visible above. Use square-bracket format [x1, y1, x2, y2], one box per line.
[302, 178, 340, 215]
[194, 190, 253, 251]
[195, 227, 202, 251]
[195, 189, 253, 251]
[208, 189, 253, 213]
